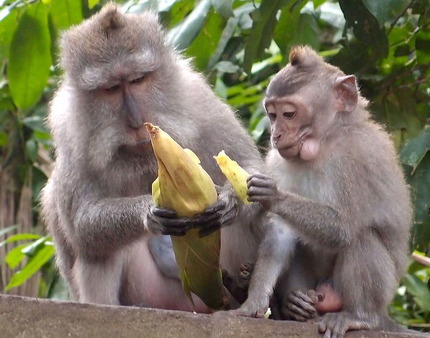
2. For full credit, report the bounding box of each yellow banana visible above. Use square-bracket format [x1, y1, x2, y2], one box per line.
[145, 123, 228, 310]
[214, 150, 251, 204]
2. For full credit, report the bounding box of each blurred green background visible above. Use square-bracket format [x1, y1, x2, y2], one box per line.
[0, 0, 429, 330]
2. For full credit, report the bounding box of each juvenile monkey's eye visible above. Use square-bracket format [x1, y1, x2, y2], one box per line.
[283, 111, 296, 119]
[268, 113, 276, 121]
[105, 85, 120, 93]
[130, 75, 145, 85]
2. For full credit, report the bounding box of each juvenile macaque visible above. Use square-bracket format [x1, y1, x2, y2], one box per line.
[41, 4, 266, 310]
[233, 46, 413, 337]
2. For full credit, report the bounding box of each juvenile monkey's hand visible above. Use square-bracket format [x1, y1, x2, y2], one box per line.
[147, 207, 193, 236]
[247, 173, 280, 210]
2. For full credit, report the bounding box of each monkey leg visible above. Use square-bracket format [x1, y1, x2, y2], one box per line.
[74, 255, 123, 305]
[318, 233, 397, 338]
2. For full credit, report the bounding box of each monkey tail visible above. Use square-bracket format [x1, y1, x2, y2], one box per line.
[380, 315, 429, 337]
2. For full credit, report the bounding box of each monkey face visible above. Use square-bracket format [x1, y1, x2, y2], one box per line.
[264, 94, 318, 161]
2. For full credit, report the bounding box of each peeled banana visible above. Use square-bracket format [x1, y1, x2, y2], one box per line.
[145, 123, 228, 310]
[214, 150, 251, 204]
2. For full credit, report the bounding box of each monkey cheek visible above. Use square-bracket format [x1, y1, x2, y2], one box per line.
[299, 138, 320, 161]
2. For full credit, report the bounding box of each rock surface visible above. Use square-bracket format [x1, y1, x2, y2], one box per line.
[0, 294, 425, 337]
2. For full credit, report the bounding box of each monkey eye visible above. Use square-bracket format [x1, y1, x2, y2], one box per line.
[268, 113, 276, 121]
[105, 84, 120, 93]
[130, 75, 145, 85]
[283, 111, 296, 119]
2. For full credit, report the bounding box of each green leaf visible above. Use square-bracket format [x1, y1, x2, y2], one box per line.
[313, 0, 326, 9]
[403, 152, 430, 251]
[5, 244, 55, 291]
[186, 9, 225, 71]
[0, 233, 42, 247]
[26, 139, 37, 163]
[50, 0, 83, 30]
[339, 0, 389, 60]
[290, 12, 320, 51]
[400, 126, 430, 173]
[0, 8, 17, 60]
[5, 244, 29, 269]
[273, 0, 307, 58]
[402, 273, 430, 311]
[88, 0, 101, 10]
[166, 0, 212, 51]
[21, 236, 52, 256]
[362, 0, 410, 26]
[415, 30, 430, 64]
[8, 3, 52, 110]
[0, 131, 8, 146]
[243, 0, 289, 74]
[207, 16, 238, 69]
[22, 115, 48, 133]
[212, 0, 234, 18]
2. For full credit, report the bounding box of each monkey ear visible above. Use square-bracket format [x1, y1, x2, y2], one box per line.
[335, 75, 358, 113]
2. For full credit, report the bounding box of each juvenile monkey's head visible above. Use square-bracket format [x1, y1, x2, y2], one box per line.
[264, 46, 361, 161]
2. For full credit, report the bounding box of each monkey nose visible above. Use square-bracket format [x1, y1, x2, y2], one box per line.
[272, 134, 281, 145]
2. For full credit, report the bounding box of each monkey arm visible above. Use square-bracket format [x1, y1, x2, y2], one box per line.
[72, 194, 154, 259]
[248, 174, 354, 249]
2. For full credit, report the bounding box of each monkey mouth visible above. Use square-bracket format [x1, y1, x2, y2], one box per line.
[119, 140, 152, 156]
[277, 143, 301, 158]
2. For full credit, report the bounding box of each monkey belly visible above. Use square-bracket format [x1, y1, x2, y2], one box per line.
[120, 237, 211, 313]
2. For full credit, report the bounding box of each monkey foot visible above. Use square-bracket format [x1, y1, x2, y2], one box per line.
[318, 312, 371, 338]
[283, 289, 318, 321]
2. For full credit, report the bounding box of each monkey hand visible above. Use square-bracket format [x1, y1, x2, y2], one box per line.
[192, 196, 238, 237]
[247, 173, 280, 210]
[147, 207, 194, 236]
[282, 289, 318, 321]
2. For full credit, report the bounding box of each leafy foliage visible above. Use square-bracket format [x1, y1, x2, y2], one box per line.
[0, 0, 429, 329]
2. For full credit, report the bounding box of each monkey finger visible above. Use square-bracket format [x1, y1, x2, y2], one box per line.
[197, 200, 226, 216]
[247, 176, 275, 189]
[323, 329, 332, 338]
[248, 186, 275, 198]
[283, 308, 310, 322]
[161, 229, 187, 237]
[247, 173, 271, 183]
[151, 207, 178, 218]
[284, 302, 315, 321]
[318, 319, 327, 333]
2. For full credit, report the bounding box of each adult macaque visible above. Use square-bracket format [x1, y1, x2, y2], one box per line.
[235, 46, 412, 337]
[41, 4, 266, 310]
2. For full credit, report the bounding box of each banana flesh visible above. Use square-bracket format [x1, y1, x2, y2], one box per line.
[214, 150, 251, 204]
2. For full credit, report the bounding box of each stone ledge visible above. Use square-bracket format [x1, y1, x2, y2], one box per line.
[0, 294, 425, 337]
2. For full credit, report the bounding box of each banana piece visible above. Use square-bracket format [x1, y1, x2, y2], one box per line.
[145, 123, 228, 310]
[214, 150, 251, 204]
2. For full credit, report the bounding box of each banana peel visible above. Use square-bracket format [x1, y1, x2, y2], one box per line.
[214, 150, 251, 204]
[146, 123, 228, 310]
